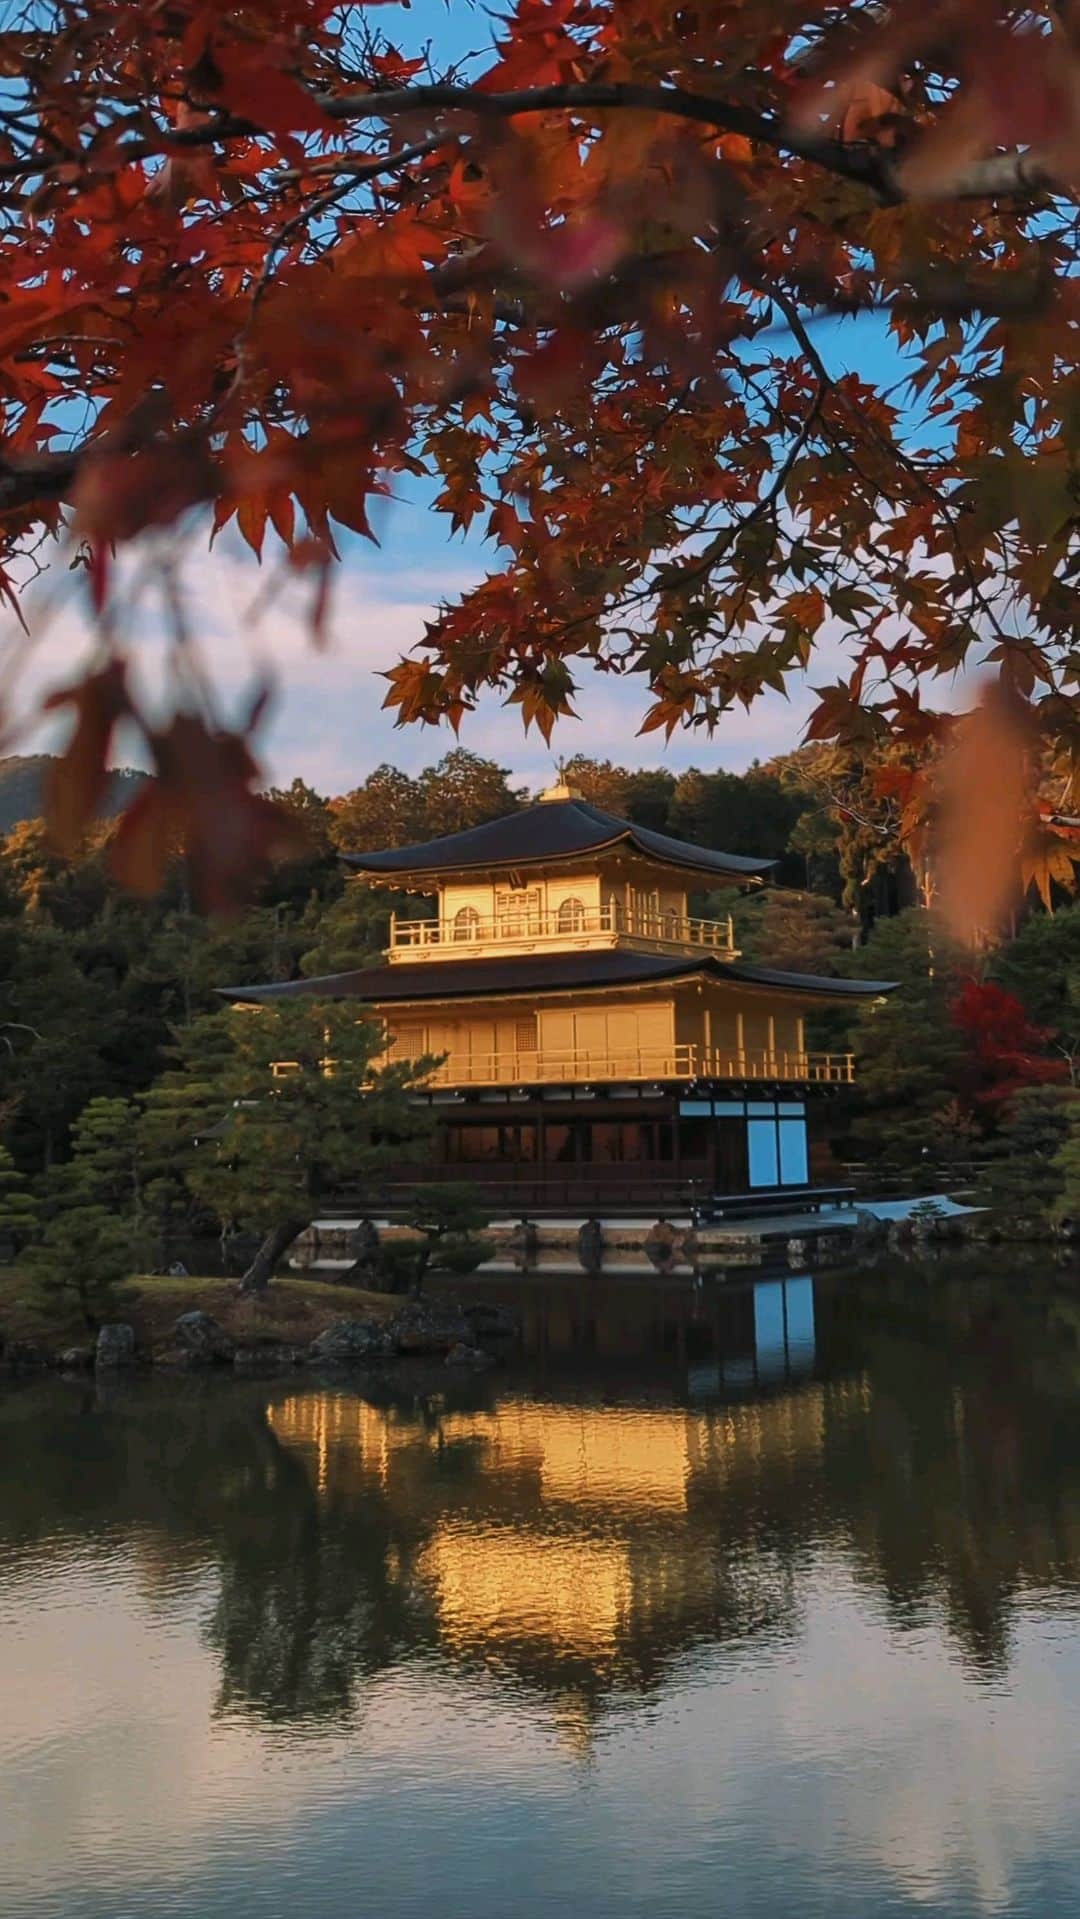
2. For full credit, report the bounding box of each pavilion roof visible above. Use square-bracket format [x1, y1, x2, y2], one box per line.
[219, 949, 895, 1009]
[341, 796, 775, 884]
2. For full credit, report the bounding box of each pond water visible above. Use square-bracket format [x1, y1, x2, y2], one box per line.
[4, 1262, 1080, 1919]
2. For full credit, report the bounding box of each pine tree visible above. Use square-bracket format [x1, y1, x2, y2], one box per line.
[27, 1097, 142, 1325]
[159, 1001, 437, 1292]
[991, 903, 1080, 1084]
[730, 889, 856, 975]
[846, 910, 967, 1174]
[138, 1014, 240, 1264]
[0, 1144, 37, 1253]
[979, 1088, 1080, 1226]
[376, 1185, 493, 1296]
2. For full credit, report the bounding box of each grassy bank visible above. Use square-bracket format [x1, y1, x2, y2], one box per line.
[0, 1269, 399, 1359]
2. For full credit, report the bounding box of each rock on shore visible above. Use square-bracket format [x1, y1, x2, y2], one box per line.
[95, 1323, 136, 1369]
[308, 1319, 393, 1365]
[174, 1311, 235, 1364]
[388, 1301, 474, 1356]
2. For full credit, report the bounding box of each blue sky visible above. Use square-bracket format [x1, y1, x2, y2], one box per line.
[16, 317, 915, 800]
[6, 1, 959, 799]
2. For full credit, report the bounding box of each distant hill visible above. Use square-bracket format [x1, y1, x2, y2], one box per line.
[0, 755, 147, 835]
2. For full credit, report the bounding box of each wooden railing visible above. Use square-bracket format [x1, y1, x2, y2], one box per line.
[388, 904, 737, 958]
[329, 1172, 707, 1216]
[271, 1046, 854, 1087]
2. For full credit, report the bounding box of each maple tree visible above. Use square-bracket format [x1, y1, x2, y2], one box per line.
[948, 976, 1069, 1103]
[0, 2, 1078, 898]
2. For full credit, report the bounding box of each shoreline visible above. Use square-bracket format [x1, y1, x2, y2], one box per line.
[0, 1271, 515, 1377]
[2, 1231, 1069, 1379]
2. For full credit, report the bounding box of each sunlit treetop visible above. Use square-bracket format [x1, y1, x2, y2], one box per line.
[0, 0, 1079, 903]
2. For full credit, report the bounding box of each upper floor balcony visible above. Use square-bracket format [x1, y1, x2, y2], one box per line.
[387, 902, 738, 965]
[272, 1044, 854, 1089]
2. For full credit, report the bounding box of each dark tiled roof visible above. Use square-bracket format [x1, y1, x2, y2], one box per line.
[342, 796, 774, 882]
[725, 962, 898, 996]
[219, 949, 896, 1007]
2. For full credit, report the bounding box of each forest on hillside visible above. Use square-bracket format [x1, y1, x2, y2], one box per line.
[0, 757, 146, 836]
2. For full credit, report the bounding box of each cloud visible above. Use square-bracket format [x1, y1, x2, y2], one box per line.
[3, 519, 979, 799]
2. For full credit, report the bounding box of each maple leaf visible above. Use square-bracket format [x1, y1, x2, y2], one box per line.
[207, 38, 334, 141]
[935, 686, 1035, 945]
[1020, 827, 1080, 911]
[74, 441, 217, 551]
[804, 684, 887, 747]
[506, 661, 578, 742]
[43, 662, 132, 856]
[382, 658, 451, 729]
[110, 713, 309, 914]
[0, 0, 1076, 910]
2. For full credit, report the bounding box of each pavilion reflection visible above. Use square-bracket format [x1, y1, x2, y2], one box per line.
[473, 1266, 819, 1388]
[263, 1370, 835, 1728]
[6, 1267, 1080, 1737]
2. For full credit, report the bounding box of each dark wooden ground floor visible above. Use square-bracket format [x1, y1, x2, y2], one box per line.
[350, 1086, 842, 1215]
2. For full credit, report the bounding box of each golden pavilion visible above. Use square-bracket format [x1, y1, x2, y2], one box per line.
[224, 781, 892, 1208]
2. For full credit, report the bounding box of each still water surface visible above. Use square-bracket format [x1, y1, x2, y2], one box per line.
[3, 1265, 1080, 1918]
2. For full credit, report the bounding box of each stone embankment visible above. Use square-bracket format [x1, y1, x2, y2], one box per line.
[0, 1297, 518, 1379]
[304, 1203, 987, 1278]
[295, 1208, 892, 1279]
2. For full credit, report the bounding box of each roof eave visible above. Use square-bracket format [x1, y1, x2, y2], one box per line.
[342, 835, 775, 886]
[216, 956, 899, 1009]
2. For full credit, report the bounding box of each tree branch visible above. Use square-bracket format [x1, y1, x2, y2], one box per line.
[0, 447, 81, 513]
[0, 77, 1067, 209]
[320, 81, 1070, 205]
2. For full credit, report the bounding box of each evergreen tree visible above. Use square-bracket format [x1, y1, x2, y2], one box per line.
[979, 1088, 1080, 1225]
[0, 918, 124, 1169]
[415, 749, 525, 838]
[991, 903, 1080, 1082]
[259, 779, 339, 914]
[329, 764, 424, 853]
[730, 889, 856, 975]
[669, 766, 805, 872]
[138, 1015, 240, 1263]
[297, 884, 401, 977]
[554, 758, 677, 830]
[1052, 1113, 1080, 1227]
[376, 1185, 494, 1295]
[785, 805, 844, 901]
[55, 1097, 141, 1208]
[27, 1097, 142, 1325]
[167, 1001, 437, 1291]
[845, 911, 967, 1173]
[0, 1144, 37, 1253]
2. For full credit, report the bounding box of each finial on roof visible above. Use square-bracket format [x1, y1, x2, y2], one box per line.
[539, 759, 583, 803]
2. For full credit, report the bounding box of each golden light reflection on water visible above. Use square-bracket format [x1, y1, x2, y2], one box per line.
[266, 1386, 846, 1666]
[439, 1404, 694, 1512]
[267, 1386, 841, 1507]
[422, 1525, 634, 1658]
